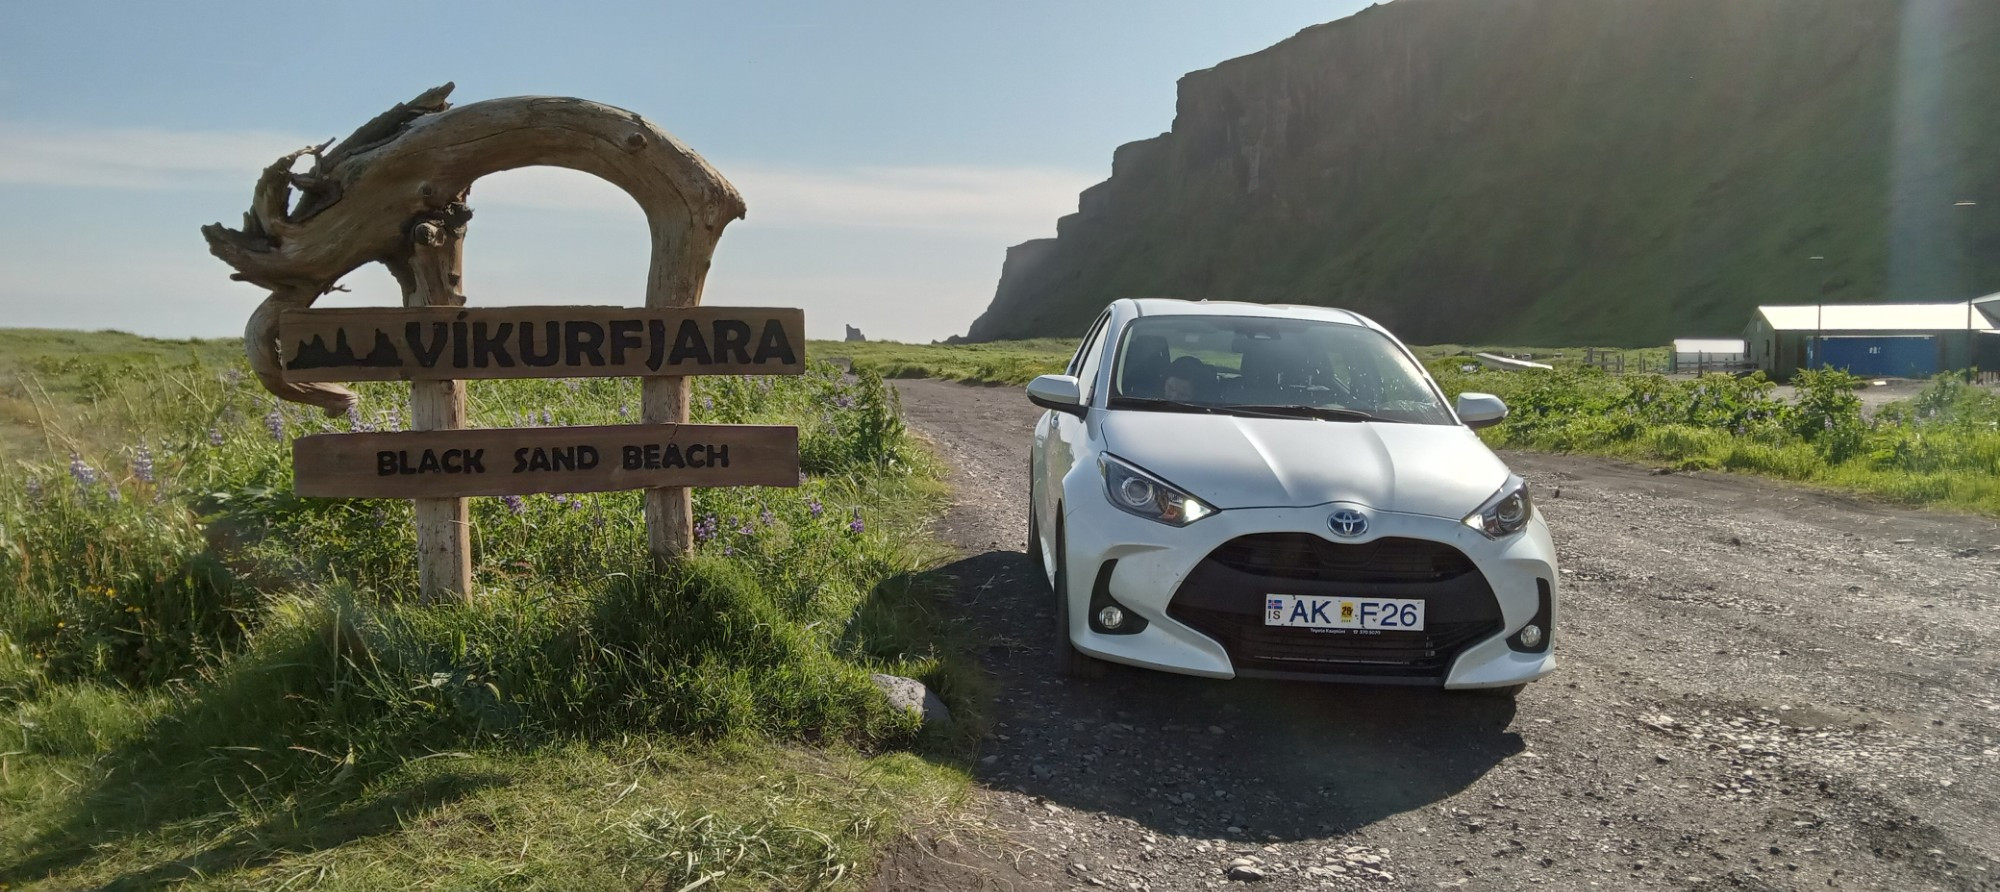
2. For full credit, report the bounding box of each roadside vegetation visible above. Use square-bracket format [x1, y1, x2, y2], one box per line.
[812, 338, 1073, 386]
[0, 330, 979, 889]
[1429, 363, 2000, 516]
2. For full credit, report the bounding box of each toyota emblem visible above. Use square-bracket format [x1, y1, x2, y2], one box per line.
[1328, 508, 1368, 538]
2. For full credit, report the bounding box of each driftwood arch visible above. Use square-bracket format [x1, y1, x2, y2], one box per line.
[203, 84, 746, 582]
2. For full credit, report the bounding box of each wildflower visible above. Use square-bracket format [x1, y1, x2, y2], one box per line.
[106, 483, 121, 503]
[502, 494, 526, 516]
[808, 499, 823, 518]
[835, 395, 856, 410]
[265, 406, 286, 441]
[132, 445, 155, 484]
[570, 498, 586, 511]
[738, 519, 754, 535]
[694, 514, 720, 543]
[541, 410, 554, 426]
[848, 512, 865, 534]
[385, 407, 402, 430]
[722, 546, 735, 556]
[798, 472, 808, 485]
[703, 397, 714, 412]
[618, 404, 630, 419]
[553, 494, 570, 508]
[760, 509, 775, 526]
[69, 454, 97, 489]
[208, 427, 225, 447]
[24, 477, 44, 503]
[564, 379, 582, 392]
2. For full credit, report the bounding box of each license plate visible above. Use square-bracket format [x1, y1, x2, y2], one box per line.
[1264, 595, 1425, 631]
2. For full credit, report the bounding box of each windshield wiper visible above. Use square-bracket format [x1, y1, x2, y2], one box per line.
[1222, 404, 1383, 423]
[1107, 396, 1220, 414]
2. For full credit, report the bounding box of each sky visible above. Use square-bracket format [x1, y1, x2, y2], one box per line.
[0, 0, 1370, 343]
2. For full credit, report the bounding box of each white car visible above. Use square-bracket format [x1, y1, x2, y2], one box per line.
[1026, 299, 1556, 695]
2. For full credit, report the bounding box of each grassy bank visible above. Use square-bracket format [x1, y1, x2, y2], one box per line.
[811, 339, 1074, 386]
[1430, 363, 2000, 516]
[0, 332, 980, 889]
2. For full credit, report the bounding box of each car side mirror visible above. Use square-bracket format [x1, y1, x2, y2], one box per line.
[1027, 374, 1086, 417]
[1456, 392, 1508, 429]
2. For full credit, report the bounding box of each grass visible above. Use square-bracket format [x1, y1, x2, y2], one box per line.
[1429, 363, 2000, 516]
[810, 338, 1075, 386]
[0, 330, 985, 890]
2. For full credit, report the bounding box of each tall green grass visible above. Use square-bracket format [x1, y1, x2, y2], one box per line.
[1430, 362, 2000, 515]
[812, 338, 1074, 386]
[0, 344, 978, 889]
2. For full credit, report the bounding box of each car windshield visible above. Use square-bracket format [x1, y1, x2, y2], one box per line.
[1105, 314, 1454, 425]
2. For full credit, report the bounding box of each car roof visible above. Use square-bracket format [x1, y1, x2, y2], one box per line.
[1123, 298, 1380, 331]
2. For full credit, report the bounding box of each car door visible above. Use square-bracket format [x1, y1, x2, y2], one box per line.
[1040, 310, 1113, 542]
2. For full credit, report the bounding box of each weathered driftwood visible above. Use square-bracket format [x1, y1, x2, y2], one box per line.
[203, 83, 746, 416]
[206, 83, 746, 576]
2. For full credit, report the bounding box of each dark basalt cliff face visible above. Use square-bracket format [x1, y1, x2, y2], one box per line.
[966, 0, 2000, 345]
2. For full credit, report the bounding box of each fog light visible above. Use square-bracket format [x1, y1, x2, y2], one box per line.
[1096, 606, 1126, 630]
[1518, 623, 1544, 649]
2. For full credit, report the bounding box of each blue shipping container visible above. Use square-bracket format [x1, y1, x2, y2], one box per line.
[1813, 336, 1938, 377]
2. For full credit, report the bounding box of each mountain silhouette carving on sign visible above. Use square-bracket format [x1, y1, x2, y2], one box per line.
[286, 329, 404, 370]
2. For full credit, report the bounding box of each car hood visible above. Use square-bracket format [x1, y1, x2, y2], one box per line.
[1099, 410, 1510, 518]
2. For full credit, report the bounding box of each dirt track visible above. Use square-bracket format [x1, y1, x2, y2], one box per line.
[876, 378, 2000, 892]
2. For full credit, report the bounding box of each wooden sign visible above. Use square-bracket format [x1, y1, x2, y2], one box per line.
[278, 306, 805, 382]
[293, 423, 799, 499]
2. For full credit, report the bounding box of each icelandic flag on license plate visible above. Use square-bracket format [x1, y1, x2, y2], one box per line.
[1266, 597, 1285, 622]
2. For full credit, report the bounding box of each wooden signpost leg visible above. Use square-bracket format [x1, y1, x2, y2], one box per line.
[643, 376, 693, 565]
[400, 212, 474, 602]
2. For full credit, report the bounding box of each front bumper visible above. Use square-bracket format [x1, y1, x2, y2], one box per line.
[1060, 498, 1557, 688]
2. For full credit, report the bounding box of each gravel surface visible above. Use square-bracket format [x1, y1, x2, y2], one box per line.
[874, 378, 2000, 892]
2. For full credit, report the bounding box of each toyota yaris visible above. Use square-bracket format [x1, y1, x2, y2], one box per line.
[1026, 299, 1556, 695]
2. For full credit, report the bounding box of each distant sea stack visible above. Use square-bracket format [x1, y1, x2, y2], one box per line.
[964, 0, 2000, 346]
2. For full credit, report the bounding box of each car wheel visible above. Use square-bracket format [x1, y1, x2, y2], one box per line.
[1051, 515, 1105, 680]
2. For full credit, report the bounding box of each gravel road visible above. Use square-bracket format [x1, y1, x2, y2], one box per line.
[873, 378, 2000, 892]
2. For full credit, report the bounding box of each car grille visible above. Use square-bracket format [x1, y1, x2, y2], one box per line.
[1207, 534, 1475, 583]
[1169, 534, 1502, 679]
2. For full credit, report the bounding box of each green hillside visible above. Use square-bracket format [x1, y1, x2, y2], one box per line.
[965, 0, 2000, 346]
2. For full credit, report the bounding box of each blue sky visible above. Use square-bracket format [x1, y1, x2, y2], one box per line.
[0, 0, 1368, 342]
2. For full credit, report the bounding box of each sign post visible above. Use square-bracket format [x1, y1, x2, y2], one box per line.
[203, 84, 779, 601]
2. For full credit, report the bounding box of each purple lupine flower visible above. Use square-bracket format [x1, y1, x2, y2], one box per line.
[798, 472, 807, 485]
[760, 509, 775, 526]
[722, 546, 735, 556]
[848, 512, 865, 534]
[703, 397, 714, 412]
[208, 427, 225, 447]
[25, 477, 44, 504]
[106, 483, 121, 503]
[385, 408, 402, 431]
[552, 494, 570, 508]
[502, 494, 526, 516]
[69, 454, 97, 488]
[694, 514, 720, 543]
[617, 404, 630, 419]
[570, 497, 586, 511]
[834, 395, 856, 410]
[808, 499, 823, 518]
[265, 407, 286, 441]
[738, 519, 754, 535]
[541, 410, 555, 426]
[131, 445, 155, 484]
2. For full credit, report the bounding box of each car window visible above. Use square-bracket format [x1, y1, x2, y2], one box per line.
[1106, 314, 1453, 425]
[1067, 313, 1108, 376]
[1073, 312, 1112, 405]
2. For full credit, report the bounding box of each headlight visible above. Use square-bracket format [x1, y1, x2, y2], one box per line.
[1463, 474, 1533, 538]
[1100, 455, 1216, 526]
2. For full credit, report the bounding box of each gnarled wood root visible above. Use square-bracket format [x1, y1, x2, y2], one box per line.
[204, 83, 745, 415]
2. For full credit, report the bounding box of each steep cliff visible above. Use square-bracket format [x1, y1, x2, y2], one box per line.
[966, 0, 2000, 345]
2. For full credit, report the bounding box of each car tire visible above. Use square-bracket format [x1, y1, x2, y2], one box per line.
[1051, 515, 1106, 680]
